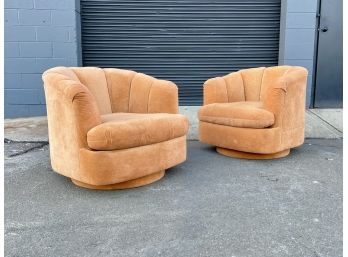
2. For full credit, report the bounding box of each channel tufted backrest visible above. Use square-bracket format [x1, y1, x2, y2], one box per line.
[221, 66, 295, 103]
[105, 68, 178, 114]
[43, 66, 113, 115]
[103, 68, 137, 112]
[53, 67, 138, 115]
[221, 67, 266, 102]
[44, 67, 178, 115]
[71, 67, 112, 114]
[104, 69, 167, 114]
[45, 67, 156, 115]
[239, 67, 265, 101]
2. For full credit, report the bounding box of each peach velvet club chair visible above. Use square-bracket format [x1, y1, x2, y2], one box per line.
[198, 66, 308, 159]
[42, 67, 189, 189]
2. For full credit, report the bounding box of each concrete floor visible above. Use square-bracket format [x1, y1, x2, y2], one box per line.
[179, 108, 343, 140]
[4, 139, 342, 257]
[4, 109, 343, 142]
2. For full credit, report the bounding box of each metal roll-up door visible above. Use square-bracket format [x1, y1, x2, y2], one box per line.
[81, 0, 281, 105]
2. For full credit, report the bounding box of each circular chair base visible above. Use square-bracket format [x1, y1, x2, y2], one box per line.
[216, 147, 290, 160]
[71, 170, 165, 190]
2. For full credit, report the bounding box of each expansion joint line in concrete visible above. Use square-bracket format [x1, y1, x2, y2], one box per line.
[308, 110, 343, 134]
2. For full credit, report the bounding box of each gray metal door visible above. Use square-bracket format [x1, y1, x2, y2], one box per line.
[314, 0, 343, 107]
[81, 0, 281, 105]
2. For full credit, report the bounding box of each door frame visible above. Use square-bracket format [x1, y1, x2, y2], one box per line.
[312, 0, 343, 108]
[311, 0, 322, 108]
[278, 0, 320, 108]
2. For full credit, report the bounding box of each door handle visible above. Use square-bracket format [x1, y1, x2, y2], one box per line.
[320, 27, 328, 32]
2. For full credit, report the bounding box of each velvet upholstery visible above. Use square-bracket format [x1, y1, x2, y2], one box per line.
[42, 67, 188, 188]
[198, 101, 274, 129]
[87, 113, 188, 151]
[198, 66, 308, 158]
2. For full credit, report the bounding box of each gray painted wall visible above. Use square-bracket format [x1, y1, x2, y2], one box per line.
[4, 0, 319, 118]
[278, 0, 319, 107]
[4, 0, 81, 118]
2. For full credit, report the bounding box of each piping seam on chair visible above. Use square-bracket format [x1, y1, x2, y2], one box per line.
[128, 72, 138, 113]
[70, 68, 83, 84]
[239, 72, 246, 101]
[282, 68, 291, 92]
[221, 77, 229, 103]
[200, 115, 271, 122]
[259, 68, 266, 100]
[102, 68, 113, 112]
[199, 115, 274, 128]
[69, 68, 81, 83]
[279, 68, 291, 145]
[147, 79, 155, 113]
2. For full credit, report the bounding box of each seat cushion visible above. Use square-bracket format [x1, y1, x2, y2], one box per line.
[87, 113, 188, 151]
[198, 101, 275, 129]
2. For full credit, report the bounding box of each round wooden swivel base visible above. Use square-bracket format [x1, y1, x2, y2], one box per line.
[71, 170, 165, 190]
[216, 147, 290, 160]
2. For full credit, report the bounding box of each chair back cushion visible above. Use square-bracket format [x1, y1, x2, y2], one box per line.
[71, 67, 112, 114]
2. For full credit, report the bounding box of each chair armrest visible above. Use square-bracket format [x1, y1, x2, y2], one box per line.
[283, 67, 308, 88]
[71, 87, 102, 139]
[43, 73, 101, 146]
[263, 67, 308, 128]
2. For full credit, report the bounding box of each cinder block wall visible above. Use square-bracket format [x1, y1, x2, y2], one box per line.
[278, 0, 319, 107]
[4, 0, 81, 118]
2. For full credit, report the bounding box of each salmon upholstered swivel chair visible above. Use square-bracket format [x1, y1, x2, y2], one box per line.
[42, 67, 188, 189]
[198, 66, 308, 159]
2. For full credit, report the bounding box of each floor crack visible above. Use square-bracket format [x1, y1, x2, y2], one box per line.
[5, 138, 49, 157]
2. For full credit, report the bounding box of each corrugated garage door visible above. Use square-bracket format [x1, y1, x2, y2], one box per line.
[81, 0, 281, 105]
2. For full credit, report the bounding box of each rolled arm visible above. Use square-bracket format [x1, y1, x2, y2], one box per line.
[71, 87, 102, 139]
[43, 73, 101, 146]
[263, 67, 308, 128]
[283, 67, 308, 87]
